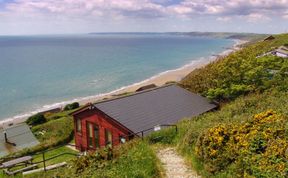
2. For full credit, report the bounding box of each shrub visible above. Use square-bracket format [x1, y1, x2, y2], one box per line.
[26, 113, 47, 126]
[181, 34, 288, 101]
[207, 84, 251, 100]
[195, 110, 288, 177]
[52, 140, 162, 178]
[64, 102, 80, 111]
[32, 116, 74, 147]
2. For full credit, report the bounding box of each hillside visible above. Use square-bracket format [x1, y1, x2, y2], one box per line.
[150, 33, 288, 177]
[173, 32, 267, 42]
[181, 33, 288, 100]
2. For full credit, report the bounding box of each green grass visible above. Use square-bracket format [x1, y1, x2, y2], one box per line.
[148, 33, 288, 177]
[2, 111, 74, 159]
[32, 116, 73, 147]
[0, 146, 77, 178]
[22, 140, 163, 178]
[32, 146, 77, 167]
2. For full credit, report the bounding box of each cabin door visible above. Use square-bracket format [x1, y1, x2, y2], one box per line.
[87, 122, 100, 149]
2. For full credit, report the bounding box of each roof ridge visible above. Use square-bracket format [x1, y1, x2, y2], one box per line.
[93, 84, 176, 106]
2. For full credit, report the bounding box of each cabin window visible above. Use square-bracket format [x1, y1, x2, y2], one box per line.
[94, 125, 100, 148]
[76, 119, 81, 133]
[87, 122, 100, 149]
[105, 129, 113, 146]
[87, 123, 93, 148]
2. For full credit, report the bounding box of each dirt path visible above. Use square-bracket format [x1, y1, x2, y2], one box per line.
[157, 147, 201, 178]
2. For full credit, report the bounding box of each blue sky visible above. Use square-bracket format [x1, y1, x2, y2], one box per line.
[0, 0, 288, 35]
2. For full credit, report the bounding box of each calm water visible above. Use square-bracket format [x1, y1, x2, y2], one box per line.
[0, 34, 234, 120]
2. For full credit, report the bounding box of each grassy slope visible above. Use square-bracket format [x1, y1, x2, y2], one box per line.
[149, 34, 288, 177]
[27, 140, 163, 178]
[0, 146, 77, 178]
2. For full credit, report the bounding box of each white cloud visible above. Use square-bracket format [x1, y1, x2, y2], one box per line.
[2, 0, 288, 21]
[244, 13, 271, 23]
[283, 10, 288, 19]
[0, 0, 288, 34]
[216, 16, 231, 22]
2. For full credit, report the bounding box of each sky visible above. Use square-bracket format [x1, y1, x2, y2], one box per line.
[0, 0, 288, 35]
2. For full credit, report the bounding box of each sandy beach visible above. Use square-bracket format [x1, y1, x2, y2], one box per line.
[0, 39, 247, 128]
[78, 39, 246, 103]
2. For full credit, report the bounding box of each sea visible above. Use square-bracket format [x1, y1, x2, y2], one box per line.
[0, 33, 234, 121]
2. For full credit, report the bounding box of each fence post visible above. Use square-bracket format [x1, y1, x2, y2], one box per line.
[42, 152, 46, 171]
[141, 131, 144, 140]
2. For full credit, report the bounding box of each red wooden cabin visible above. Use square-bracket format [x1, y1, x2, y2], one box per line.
[72, 105, 132, 151]
[71, 85, 217, 152]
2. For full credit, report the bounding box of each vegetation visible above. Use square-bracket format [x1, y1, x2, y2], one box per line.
[0, 146, 77, 178]
[31, 116, 74, 149]
[26, 113, 47, 126]
[2, 110, 75, 160]
[63, 102, 80, 111]
[196, 110, 287, 177]
[30, 140, 163, 178]
[181, 34, 288, 101]
[148, 90, 288, 177]
[0, 109, 76, 177]
[149, 34, 288, 177]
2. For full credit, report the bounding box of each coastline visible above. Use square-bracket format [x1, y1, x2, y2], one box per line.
[0, 39, 247, 128]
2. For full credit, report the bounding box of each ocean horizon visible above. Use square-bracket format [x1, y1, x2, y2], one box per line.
[0, 33, 234, 122]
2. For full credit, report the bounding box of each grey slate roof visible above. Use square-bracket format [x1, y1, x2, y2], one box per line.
[0, 123, 39, 157]
[94, 85, 217, 134]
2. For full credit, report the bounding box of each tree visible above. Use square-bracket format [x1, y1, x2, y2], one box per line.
[64, 102, 80, 111]
[26, 113, 47, 126]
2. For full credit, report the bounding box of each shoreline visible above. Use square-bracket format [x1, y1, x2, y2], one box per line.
[0, 39, 247, 128]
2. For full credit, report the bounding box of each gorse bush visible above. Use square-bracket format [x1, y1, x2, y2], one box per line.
[195, 110, 288, 177]
[26, 113, 47, 126]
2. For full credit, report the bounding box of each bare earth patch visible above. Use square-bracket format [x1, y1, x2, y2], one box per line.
[157, 147, 201, 178]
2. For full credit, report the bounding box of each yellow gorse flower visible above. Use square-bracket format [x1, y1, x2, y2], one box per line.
[195, 110, 288, 177]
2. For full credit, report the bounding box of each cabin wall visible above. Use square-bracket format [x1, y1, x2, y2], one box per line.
[73, 109, 130, 151]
